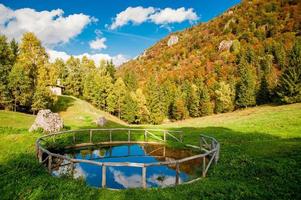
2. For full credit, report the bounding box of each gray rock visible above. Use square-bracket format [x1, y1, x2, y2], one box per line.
[95, 116, 107, 127]
[29, 109, 63, 133]
[167, 35, 179, 46]
[218, 40, 233, 51]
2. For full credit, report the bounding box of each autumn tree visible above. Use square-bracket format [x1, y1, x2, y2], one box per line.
[121, 91, 138, 123]
[65, 56, 83, 97]
[135, 88, 150, 123]
[215, 81, 235, 113]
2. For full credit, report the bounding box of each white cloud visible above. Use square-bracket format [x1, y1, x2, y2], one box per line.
[110, 6, 156, 29]
[0, 4, 94, 46]
[109, 6, 198, 30]
[150, 7, 198, 24]
[47, 49, 128, 67]
[89, 37, 107, 50]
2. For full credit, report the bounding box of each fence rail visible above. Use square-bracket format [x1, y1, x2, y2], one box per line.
[36, 128, 220, 189]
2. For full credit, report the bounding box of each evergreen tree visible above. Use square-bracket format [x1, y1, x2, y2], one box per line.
[215, 81, 235, 113]
[199, 85, 213, 116]
[124, 71, 138, 91]
[135, 88, 150, 123]
[0, 35, 14, 109]
[187, 84, 200, 117]
[105, 60, 116, 81]
[236, 56, 257, 107]
[257, 55, 273, 104]
[93, 70, 113, 110]
[49, 58, 66, 86]
[171, 95, 188, 120]
[107, 77, 126, 118]
[145, 77, 165, 124]
[121, 92, 138, 123]
[277, 39, 301, 103]
[8, 63, 33, 111]
[10, 39, 19, 64]
[65, 56, 83, 97]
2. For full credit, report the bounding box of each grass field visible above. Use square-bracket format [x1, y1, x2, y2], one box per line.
[0, 101, 301, 199]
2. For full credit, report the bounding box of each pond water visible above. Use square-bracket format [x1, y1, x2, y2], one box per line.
[51, 143, 203, 189]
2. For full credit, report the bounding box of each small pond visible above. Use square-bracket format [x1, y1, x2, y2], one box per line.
[51, 143, 204, 189]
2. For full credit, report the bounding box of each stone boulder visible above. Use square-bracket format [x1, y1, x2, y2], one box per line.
[218, 40, 233, 51]
[167, 35, 179, 46]
[29, 109, 63, 133]
[95, 116, 107, 127]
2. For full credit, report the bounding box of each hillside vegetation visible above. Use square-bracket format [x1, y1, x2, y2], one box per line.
[0, 103, 301, 199]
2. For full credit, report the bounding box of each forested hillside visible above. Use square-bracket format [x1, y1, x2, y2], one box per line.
[117, 0, 301, 122]
[0, 0, 300, 125]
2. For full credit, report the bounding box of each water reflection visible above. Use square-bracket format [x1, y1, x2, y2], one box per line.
[52, 143, 202, 189]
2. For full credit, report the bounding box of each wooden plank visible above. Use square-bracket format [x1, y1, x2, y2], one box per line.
[109, 130, 112, 142]
[128, 130, 131, 142]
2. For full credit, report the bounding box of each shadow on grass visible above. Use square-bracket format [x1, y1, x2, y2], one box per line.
[1, 127, 301, 200]
[52, 95, 76, 112]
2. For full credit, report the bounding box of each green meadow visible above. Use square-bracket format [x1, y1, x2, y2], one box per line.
[0, 97, 300, 199]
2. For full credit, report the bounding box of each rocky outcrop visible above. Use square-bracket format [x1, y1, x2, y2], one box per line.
[29, 109, 63, 133]
[167, 35, 179, 46]
[95, 116, 107, 127]
[218, 40, 233, 51]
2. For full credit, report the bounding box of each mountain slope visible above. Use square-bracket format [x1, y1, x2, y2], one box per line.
[118, 0, 301, 85]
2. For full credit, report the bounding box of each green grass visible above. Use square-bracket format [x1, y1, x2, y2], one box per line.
[53, 95, 127, 129]
[1, 103, 301, 199]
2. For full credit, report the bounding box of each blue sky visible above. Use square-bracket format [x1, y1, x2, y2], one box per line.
[0, 0, 240, 65]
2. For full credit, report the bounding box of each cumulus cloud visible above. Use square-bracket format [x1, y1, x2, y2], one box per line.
[47, 49, 128, 67]
[0, 4, 94, 46]
[89, 37, 107, 50]
[110, 6, 156, 30]
[150, 7, 198, 24]
[109, 6, 198, 30]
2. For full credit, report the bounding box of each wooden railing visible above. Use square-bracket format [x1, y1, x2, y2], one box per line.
[36, 129, 219, 189]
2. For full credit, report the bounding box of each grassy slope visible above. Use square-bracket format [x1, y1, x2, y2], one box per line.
[0, 103, 301, 199]
[53, 95, 127, 128]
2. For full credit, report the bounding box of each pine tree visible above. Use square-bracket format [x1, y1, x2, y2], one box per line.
[8, 63, 33, 111]
[199, 85, 213, 116]
[187, 84, 200, 117]
[277, 39, 301, 103]
[124, 71, 138, 91]
[135, 88, 150, 123]
[10, 39, 19, 64]
[107, 77, 126, 118]
[215, 81, 234, 113]
[121, 92, 138, 123]
[105, 60, 116, 81]
[236, 56, 257, 107]
[171, 95, 188, 120]
[0, 35, 14, 109]
[93, 70, 113, 110]
[145, 77, 165, 124]
[65, 56, 83, 97]
[257, 55, 273, 104]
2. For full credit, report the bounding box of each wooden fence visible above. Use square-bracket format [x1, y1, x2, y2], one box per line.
[36, 128, 220, 189]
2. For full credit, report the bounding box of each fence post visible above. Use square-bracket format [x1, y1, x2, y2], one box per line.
[142, 166, 147, 189]
[202, 156, 206, 177]
[70, 161, 74, 177]
[38, 148, 43, 163]
[90, 130, 93, 143]
[175, 162, 180, 185]
[48, 155, 52, 173]
[144, 130, 147, 142]
[102, 165, 106, 188]
[128, 130, 131, 142]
